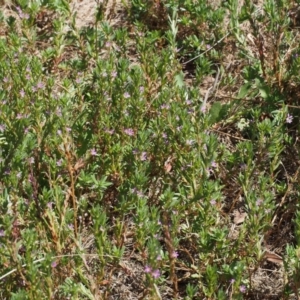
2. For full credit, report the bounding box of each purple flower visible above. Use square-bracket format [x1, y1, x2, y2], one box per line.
[140, 152, 147, 161]
[201, 104, 206, 113]
[0, 229, 5, 237]
[56, 159, 63, 166]
[211, 161, 217, 168]
[144, 265, 152, 273]
[20, 89, 25, 98]
[0, 124, 6, 133]
[47, 202, 54, 209]
[160, 104, 170, 110]
[156, 255, 162, 261]
[230, 279, 235, 284]
[124, 92, 130, 99]
[139, 86, 144, 92]
[210, 199, 216, 205]
[256, 198, 263, 206]
[170, 251, 178, 258]
[152, 269, 160, 279]
[104, 128, 115, 135]
[286, 114, 293, 124]
[3, 77, 8, 83]
[239, 285, 246, 293]
[37, 81, 45, 89]
[51, 261, 58, 268]
[29, 157, 35, 164]
[124, 128, 134, 136]
[90, 148, 97, 156]
[17, 172, 22, 178]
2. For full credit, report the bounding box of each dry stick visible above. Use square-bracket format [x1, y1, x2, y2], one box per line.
[183, 32, 231, 65]
[162, 212, 178, 299]
[0, 253, 119, 281]
[64, 142, 78, 238]
[271, 162, 300, 225]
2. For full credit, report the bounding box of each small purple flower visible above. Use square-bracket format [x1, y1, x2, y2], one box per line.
[57, 130, 62, 136]
[68, 224, 74, 230]
[0, 229, 5, 237]
[17, 172, 22, 178]
[286, 114, 293, 124]
[210, 199, 216, 205]
[211, 161, 217, 168]
[47, 202, 54, 209]
[136, 190, 144, 197]
[0, 124, 6, 133]
[124, 92, 130, 99]
[20, 89, 25, 98]
[75, 77, 82, 84]
[56, 159, 63, 166]
[29, 157, 34, 164]
[170, 251, 178, 258]
[37, 81, 45, 89]
[160, 104, 170, 110]
[156, 255, 162, 261]
[144, 265, 152, 273]
[140, 152, 147, 161]
[124, 128, 134, 136]
[111, 71, 117, 78]
[152, 269, 160, 279]
[139, 86, 144, 92]
[51, 260, 58, 268]
[256, 198, 263, 206]
[200, 104, 206, 113]
[90, 148, 97, 156]
[3, 77, 8, 83]
[230, 279, 235, 284]
[104, 128, 115, 135]
[162, 132, 168, 139]
[239, 285, 246, 293]
[186, 99, 192, 105]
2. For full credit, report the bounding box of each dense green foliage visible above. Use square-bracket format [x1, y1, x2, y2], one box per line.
[1, 0, 300, 299]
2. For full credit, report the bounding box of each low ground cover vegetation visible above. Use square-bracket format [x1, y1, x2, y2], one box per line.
[1, 0, 300, 299]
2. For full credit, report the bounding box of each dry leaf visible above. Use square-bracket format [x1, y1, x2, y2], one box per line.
[264, 250, 283, 265]
[74, 158, 85, 171]
[233, 210, 247, 224]
[164, 156, 173, 173]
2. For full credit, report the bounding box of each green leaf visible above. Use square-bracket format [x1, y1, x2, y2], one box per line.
[174, 71, 185, 88]
[238, 82, 251, 99]
[208, 102, 228, 125]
